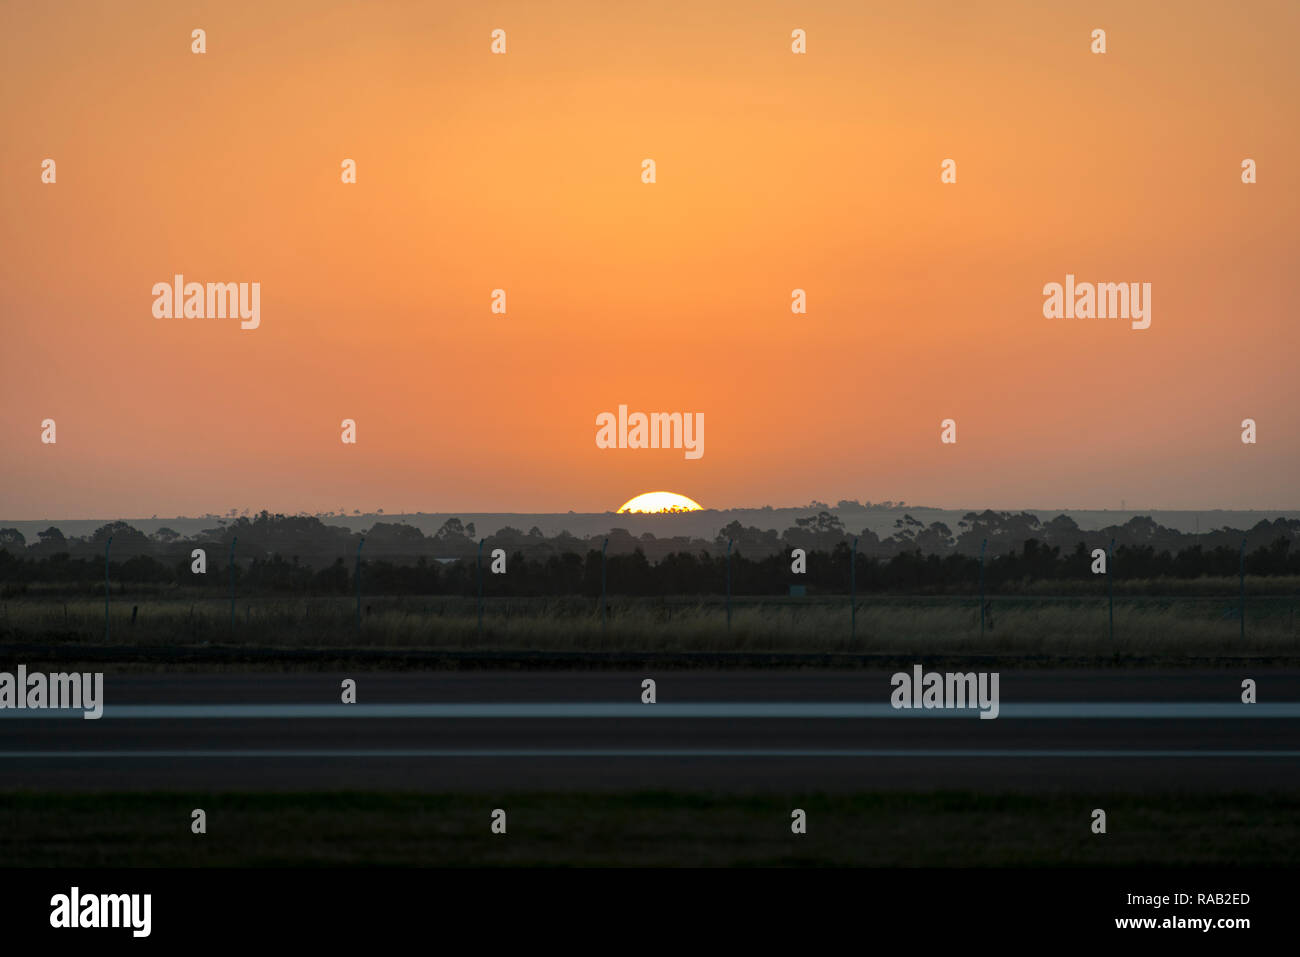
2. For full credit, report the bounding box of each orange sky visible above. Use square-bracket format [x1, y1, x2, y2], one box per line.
[2, 0, 1297, 518]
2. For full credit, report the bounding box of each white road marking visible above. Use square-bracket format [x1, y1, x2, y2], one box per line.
[1, 702, 1297, 719]
[1, 749, 1298, 759]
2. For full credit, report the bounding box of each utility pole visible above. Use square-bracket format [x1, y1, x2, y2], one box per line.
[1239, 536, 1247, 642]
[228, 537, 237, 633]
[979, 539, 987, 639]
[850, 537, 858, 643]
[1108, 537, 1115, 644]
[477, 538, 485, 638]
[726, 539, 733, 634]
[104, 536, 113, 642]
[355, 536, 365, 634]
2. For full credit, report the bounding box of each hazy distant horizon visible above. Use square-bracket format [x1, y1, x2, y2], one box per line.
[6, 504, 1299, 545]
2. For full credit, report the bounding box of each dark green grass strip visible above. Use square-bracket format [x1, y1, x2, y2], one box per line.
[1, 791, 1296, 867]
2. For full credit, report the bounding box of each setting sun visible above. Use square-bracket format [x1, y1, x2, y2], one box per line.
[616, 492, 704, 514]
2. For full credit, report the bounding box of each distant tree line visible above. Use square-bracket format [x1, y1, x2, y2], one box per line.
[1, 509, 1297, 597]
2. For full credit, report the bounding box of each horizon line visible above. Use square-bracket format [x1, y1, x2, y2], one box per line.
[4, 503, 1300, 524]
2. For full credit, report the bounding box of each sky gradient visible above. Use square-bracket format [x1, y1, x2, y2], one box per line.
[2, 0, 1297, 518]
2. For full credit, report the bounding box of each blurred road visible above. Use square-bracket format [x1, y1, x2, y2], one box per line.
[1, 670, 1296, 791]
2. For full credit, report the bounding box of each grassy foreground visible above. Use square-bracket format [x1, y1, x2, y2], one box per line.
[2, 791, 1296, 867]
[3, 592, 1298, 661]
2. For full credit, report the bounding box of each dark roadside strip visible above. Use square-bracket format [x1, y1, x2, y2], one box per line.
[4, 643, 1300, 670]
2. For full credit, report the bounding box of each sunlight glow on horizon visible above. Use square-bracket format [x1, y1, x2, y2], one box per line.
[616, 492, 704, 514]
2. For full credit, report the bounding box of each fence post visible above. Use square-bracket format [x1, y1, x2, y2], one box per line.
[1108, 537, 1115, 644]
[850, 537, 858, 643]
[477, 538, 485, 638]
[228, 536, 237, 633]
[601, 537, 608, 633]
[104, 536, 113, 642]
[355, 536, 365, 634]
[979, 539, 987, 639]
[726, 539, 733, 634]
[1239, 536, 1247, 641]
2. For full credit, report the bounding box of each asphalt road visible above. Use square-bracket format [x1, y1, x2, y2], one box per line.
[1, 670, 1297, 791]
